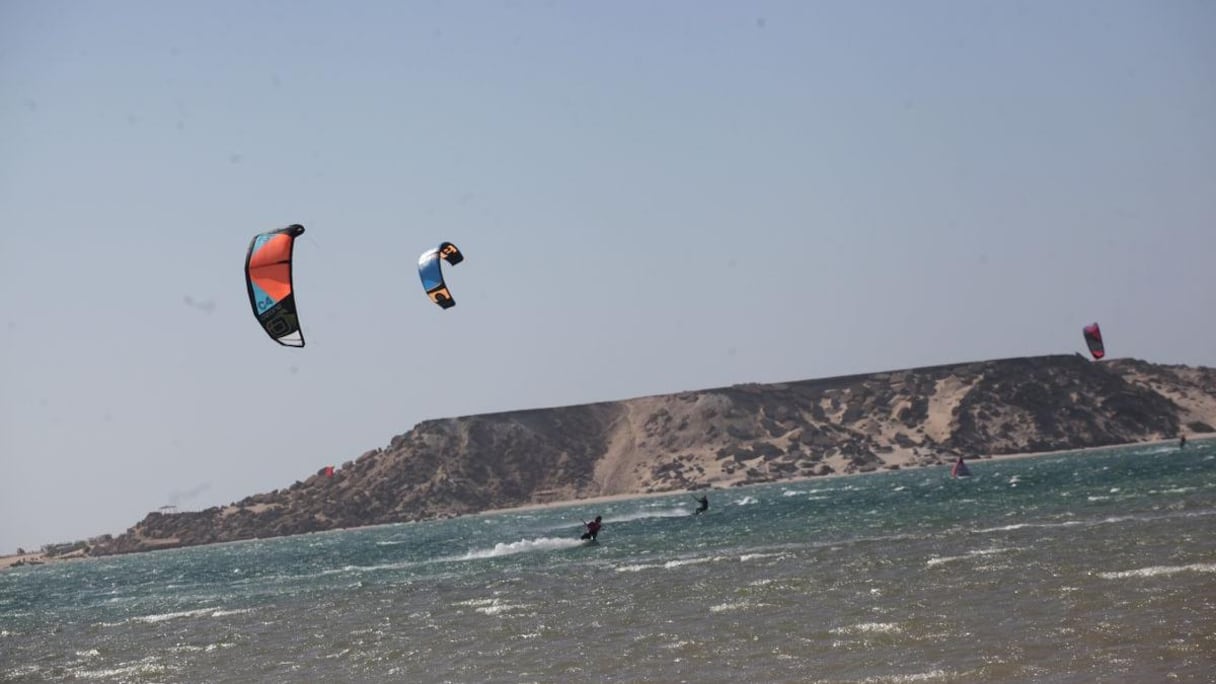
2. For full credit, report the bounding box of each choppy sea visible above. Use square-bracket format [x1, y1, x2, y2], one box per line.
[3, 441, 1215, 683]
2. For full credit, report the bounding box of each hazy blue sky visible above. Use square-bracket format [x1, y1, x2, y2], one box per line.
[2, 0, 1213, 552]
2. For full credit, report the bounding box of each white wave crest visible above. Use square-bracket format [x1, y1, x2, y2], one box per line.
[457, 537, 583, 560]
[739, 552, 781, 562]
[831, 622, 903, 635]
[927, 547, 1019, 567]
[615, 563, 660, 573]
[103, 606, 256, 626]
[709, 601, 756, 613]
[614, 556, 717, 573]
[1097, 562, 1216, 580]
[855, 670, 952, 683]
[606, 509, 691, 523]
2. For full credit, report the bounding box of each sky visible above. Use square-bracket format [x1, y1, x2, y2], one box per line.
[1, 0, 1213, 552]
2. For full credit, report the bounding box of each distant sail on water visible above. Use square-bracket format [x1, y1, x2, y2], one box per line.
[951, 457, 972, 478]
[1083, 322, 1105, 360]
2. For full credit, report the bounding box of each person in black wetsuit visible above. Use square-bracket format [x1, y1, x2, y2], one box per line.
[581, 516, 602, 540]
[692, 494, 709, 515]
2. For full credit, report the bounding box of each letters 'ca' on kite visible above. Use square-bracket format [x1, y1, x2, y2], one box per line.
[418, 241, 464, 309]
[245, 224, 306, 347]
[1083, 322, 1105, 360]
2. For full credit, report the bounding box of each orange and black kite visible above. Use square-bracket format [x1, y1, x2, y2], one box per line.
[245, 224, 306, 347]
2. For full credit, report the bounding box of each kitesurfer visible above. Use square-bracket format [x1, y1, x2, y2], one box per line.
[692, 494, 709, 515]
[1180, 434, 1187, 449]
[581, 516, 602, 541]
[951, 456, 971, 478]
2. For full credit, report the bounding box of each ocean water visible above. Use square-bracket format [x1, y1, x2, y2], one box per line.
[3, 442, 1215, 683]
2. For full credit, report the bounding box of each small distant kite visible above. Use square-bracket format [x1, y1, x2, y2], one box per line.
[245, 224, 306, 347]
[1082, 322, 1105, 360]
[418, 241, 464, 309]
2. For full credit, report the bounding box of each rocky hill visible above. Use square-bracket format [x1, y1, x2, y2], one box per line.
[88, 355, 1215, 556]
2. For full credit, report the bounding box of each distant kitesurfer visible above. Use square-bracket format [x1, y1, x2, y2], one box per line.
[581, 516, 602, 541]
[1180, 434, 1187, 449]
[951, 456, 971, 478]
[692, 494, 709, 515]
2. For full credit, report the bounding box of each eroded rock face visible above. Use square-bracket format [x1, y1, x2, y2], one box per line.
[88, 355, 1216, 557]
